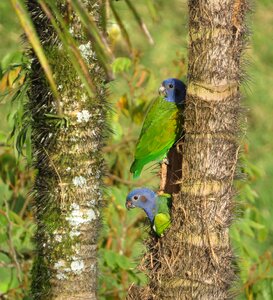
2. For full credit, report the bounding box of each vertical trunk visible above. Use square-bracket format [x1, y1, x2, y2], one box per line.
[127, 0, 249, 299]
[29, 1, 106, 299]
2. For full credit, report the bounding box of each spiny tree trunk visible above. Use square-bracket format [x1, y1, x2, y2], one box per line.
[127, 0, 249, 299]
[28, 1, 106, 299]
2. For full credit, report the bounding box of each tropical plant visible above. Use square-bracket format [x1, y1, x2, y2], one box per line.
[1, 0, 273, 299]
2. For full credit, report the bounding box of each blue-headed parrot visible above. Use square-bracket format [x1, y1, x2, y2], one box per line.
[126, 188, 171, 236]
[130, 78, 186, 178]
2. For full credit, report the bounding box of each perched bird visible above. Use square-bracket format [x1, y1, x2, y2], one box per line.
[130, 78, 186, 178]
[126, 188, 171, 236]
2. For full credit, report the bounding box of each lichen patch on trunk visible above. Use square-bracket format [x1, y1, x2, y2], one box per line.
[29, 1, 107, 299]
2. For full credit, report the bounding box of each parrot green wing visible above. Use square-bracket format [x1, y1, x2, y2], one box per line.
[130, 97, 182, 178]
[153, 194, 171, 236]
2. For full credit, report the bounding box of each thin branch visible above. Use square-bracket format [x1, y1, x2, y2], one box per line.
[109, 0, 133, 53]
[124, 0, 154, 45]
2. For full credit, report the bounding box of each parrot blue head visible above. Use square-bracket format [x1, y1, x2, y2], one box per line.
[126, 188, 157, 222]
[159, 78, 186, 104]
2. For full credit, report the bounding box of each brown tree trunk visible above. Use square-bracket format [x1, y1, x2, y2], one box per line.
[28, 1, 106, 299]
[127, 0, 249, 299]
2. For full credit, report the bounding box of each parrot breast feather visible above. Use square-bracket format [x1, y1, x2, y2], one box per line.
[153, 213, 171, 236]
[153, 194, 171, 236]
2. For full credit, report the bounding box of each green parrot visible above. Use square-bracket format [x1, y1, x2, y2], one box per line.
[126, 188, 171, 236]
[130, 78, 186, 178]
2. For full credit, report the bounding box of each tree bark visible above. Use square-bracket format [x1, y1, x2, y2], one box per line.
[127, 0, 249, 299]
[28, 1, 106, 299]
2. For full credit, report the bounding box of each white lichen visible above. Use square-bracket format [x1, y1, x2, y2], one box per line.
[69, 230, 81, 238]
[66, 203, 97, 227]
[54, 260, 65, 269]
[86, 208, 97, 219]
[54, 259, 85, 279]
[79, 41, 93, 61]
[71, 260, 85, 274]
[56, 273, 67, 280]
[69, 27, 74, 35]
[72, 176, 87, 188]
[55, 234, 62, 242]
[77, 110, 91, 123]
[81, 94, 88, 102]
[54, 261, 67, 280]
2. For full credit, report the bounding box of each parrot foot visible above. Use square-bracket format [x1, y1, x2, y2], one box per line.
[162, 158, 169, 165]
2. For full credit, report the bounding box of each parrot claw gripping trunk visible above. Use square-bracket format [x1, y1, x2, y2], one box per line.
[127, 0, 250, 299]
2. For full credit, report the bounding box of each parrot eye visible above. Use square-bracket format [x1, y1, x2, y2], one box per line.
[133, 195, 138, 200]
[169, 84, 174, 88]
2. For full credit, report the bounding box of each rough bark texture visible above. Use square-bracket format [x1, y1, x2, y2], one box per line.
[127, 0, 249, 299]
[28, 1, 106, 299]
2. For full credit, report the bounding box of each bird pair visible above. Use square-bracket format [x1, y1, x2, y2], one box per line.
[125, 78, 186, 236]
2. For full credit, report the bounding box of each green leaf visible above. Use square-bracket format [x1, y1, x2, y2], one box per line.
[0, 131, 7, 143]
[248, 220, 265, 230]
[11, 0, 59, 109]
[0, 267, 19, 293]
[238, 220, 255, 238]
[111, 118, 123, 141]
[115, 254, 131, 270]
[258, 227, 268, 242]
[103, 249, 116, 270]
[146, 0, 159, 21]
[0, 181, 13, 206]
[242, 242, 259, 260]
[44, 114, 70, 128]
[1, 51, 24, 70]
[8, 210, 24, 225]
[242, 184, 258, 203]
[112, 57, 132, 74]
[25, 126, 32, 164]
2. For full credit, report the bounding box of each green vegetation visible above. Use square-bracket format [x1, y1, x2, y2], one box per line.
[0, 0, 273, 299]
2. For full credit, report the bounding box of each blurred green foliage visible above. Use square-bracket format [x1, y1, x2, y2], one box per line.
[0, 0, 273, 299]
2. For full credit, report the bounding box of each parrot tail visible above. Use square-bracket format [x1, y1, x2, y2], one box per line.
[130, 160, 143, 179]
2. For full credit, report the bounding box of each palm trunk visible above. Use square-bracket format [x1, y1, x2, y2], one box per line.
[128, 0, 249, 299]
[28, 1, 106, 299]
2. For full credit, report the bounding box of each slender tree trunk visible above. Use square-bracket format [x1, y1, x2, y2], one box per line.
[28, 1, 106, 299]
[127, 0, 249, 299]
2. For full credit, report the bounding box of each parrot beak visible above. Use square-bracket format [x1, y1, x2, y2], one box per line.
[158, 85, 167, 97]
[126, 200, 135, 210]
